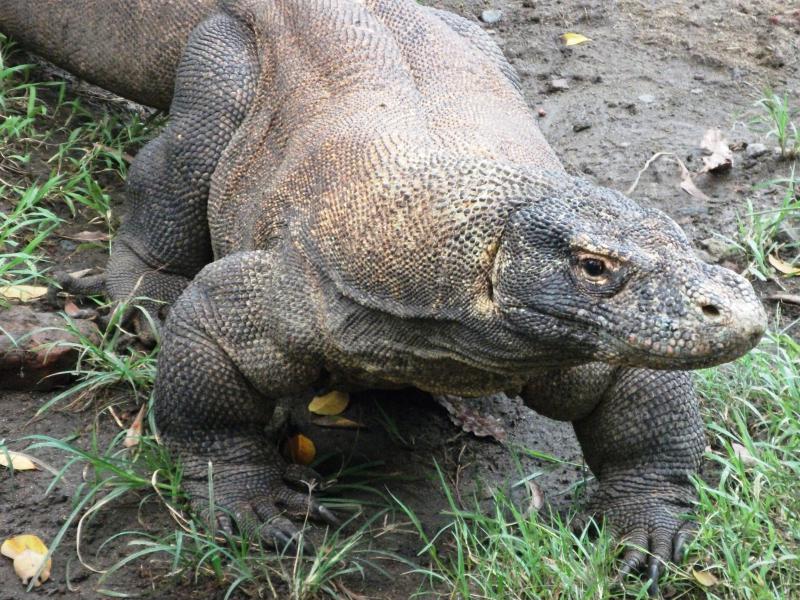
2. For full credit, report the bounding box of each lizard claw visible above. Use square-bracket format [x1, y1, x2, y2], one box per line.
[583, 486, 696, 597]
[314, 504, 341, 527]
[183, 449, 340, 556]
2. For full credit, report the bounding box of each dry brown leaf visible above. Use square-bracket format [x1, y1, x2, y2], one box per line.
[436, 396, 507, 443]
[700, 128, 733, 173]
[732, 442, 757, 466]
[692, 568, 719, 587]
[308, 391, 349, 416]
[561, 32, 591, 46]
[67, 268, 93, 279]
[286, 434, 316, 465]
[0, 285, 48, 302]
[0, 450, 38, 471]
[626, 152, 710, 202]
[1, 534, 52, 587]
[58, 230, 110, 243]
[311, 415, 364, 429]
[768, 254, 800, 276]
[677, 158, 712, 202]
[124, 405, 146, 448]
[524, 480, 545, 516]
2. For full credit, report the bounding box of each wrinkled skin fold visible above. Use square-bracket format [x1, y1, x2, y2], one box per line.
[1, 0, 766, 593]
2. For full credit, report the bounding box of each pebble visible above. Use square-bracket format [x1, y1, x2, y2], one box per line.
[480, 9, 502, 24]
[745, 143, 769, 159]
[699, 237, 735, 261]
[572, 121, 591, 132]
[549, 77, 570, 92]
[637, 93, 656, 104]
[59, 239, 77, 253]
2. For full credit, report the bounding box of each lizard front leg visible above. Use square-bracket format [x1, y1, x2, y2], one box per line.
[154, 252, 338, 552]
[524, 366, 703, 594]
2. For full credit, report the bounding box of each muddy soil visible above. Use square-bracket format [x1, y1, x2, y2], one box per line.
[1, 1, 798, 598]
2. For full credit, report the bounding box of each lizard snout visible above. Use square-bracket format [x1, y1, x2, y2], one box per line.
[691, 263, 766, 356]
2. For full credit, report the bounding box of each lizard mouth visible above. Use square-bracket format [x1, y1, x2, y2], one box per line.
[501, 290, 766, 371]
[600, 324, 765, 370]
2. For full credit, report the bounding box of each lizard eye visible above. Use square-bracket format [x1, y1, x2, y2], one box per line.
[580, 257, 606, 279]
[571, 252, 626, 294]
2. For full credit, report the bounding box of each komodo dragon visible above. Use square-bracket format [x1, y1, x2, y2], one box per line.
[2, 0, 766, 590]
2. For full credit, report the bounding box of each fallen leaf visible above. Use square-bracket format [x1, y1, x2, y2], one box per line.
[1, 534, 52, 587]
[699, 128, 733, 173]
[692, 568, 719, 587]
[311, 415, 364, 429]
[286, 434, 316, 465]
[0, 285, 48, 302]
[523, 480, 545, 517]
[67, 268, 93, 279]
[0, 450, 38, 471]
[124, 405, 146, 448]
[58, 230, 110, 243]
[435, 395, 507, 443]
[626, 151, 710, 202]
[732, 442, 757, 466]
[561, 32, 591, 46]
[768, 254, 800, 276]
[308, 391, 349, 416]
[677, 157, 711, 202]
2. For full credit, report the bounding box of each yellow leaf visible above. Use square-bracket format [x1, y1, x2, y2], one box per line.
[308, 391, 349, 416]
[692, 568, 719, 587]
[0, 285, 48, 302]
[561, 32, 591, 46]
[768, 254, 800, 276]
[1, 534, 52, 587]
[124, 404, 146, 448]
[286, 434, 316, 465]
[311, 415, 364, 429]
[0, 450, 38, 471]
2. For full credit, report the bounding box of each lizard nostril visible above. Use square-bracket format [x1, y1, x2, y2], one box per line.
[701, 304, 721, 319]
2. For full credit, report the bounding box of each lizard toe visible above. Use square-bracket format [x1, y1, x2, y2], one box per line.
[617, 528, 648, 579]
[672, 521, 696, 563]
[276, 487, 340, 526]
[282, 463, 325, 490]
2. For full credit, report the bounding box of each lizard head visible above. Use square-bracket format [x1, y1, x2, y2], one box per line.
[491, 176, 766, 369]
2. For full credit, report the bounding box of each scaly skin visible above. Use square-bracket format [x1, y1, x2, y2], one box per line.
[2, 0, 766, 591]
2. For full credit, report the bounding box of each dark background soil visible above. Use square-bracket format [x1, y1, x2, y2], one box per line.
[1, 1, 798, 598]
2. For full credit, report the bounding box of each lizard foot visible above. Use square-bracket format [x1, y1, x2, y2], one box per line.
[47, 268, 174, 348]
[184, 455, 340, 555]
[574, 486, 696, 596]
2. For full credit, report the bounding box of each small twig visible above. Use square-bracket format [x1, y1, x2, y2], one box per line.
[627, 151, 676, 195]
[767, 292, 800, 306]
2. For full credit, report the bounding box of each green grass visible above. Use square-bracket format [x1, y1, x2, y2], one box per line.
[729, 89, 800, 280]
[20, 418, 392, 598]
[752, 91, 800, 160]
[391, 332, 800, 599]
[733, 172, 799, 281]
[1, 32, 160, 289]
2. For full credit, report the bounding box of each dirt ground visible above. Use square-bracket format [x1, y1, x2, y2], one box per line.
[1, 1, 798, 598]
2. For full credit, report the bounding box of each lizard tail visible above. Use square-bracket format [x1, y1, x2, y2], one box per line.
[0, 0, 217, 110]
